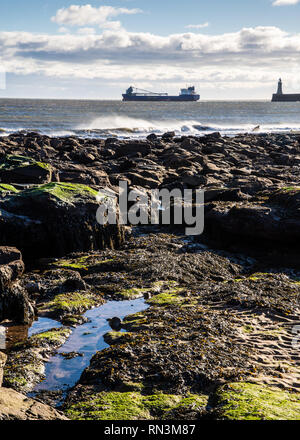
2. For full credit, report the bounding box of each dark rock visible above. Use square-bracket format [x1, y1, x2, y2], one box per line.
[204, 188, 300, 259]
[119, 159, 137, 172]
[108, 317, 122, 331]
[182, 172, 204, 187]
[146, 133, 158, 142]
[0, 352, 7, 387]
[0, 247, 34, 324]
[205, 188, 250, 202]
[60, 351, 84, 360]
[0, 155, 52, 184]
[162, 131, 176, 140]
[105, 137, 118, 147]
[125, 172, 160, 189]
[115, 142, 151, 158]
[0, 183, 124, 259]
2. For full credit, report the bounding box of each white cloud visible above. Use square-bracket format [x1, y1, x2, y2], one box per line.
[272, 0, 300, 6]
[185, 22, 210, 29]
[51, 4, 142, 30]
[77, 27, 97, 35]
[58, 27, 69, 34]
[1, 25, 300, 93]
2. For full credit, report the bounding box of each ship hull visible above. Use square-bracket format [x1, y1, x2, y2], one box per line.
[272, 94, 300, 102]
[122, 94, 200, 102]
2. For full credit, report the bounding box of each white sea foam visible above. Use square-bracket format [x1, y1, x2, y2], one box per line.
[76, 115, 300, 139]
[1, 99, 300, 139]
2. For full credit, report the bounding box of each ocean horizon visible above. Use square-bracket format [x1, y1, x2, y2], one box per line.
[1, 98, 300, 139]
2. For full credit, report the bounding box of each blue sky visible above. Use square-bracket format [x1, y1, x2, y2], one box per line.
[1, 0, 300, 99]
[0, 0, 299, 35]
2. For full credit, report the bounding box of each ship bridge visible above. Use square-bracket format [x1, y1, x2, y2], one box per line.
[180, 86, 197, 96]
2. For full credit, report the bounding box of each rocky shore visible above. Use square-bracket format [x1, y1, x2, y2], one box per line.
[0, 131, 299, 420]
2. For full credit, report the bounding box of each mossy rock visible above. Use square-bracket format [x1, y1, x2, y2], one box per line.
[0, 184, 19, 193]
[146, 287, 188, 306]
[30, 327, 72, 345]
[117, 287, 150, 300]
[0, 182, 124, 258]
[280, 186, 300, 193]
[215, 382, 300, 420]
[0, 154, 36, 170]
[50, 255, 116, 275]
[232, 272, 271, 283]
[103, 331, 133, 345]
[65, 391, 208, 420]
[39, 291, 101, 318]
[52, 256, 91, 272]
[3, 327, 72, 393]
[122, 312, 150, 331]
[0, 154, 52, 184]
[21, 182, 98, 203]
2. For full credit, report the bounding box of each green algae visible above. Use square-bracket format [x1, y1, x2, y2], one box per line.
[53, 256, 90, 271]
[0, 154, 51, 173]
[243, 325, 255, 334]
[116, 280, 182, 301]
[120, 382, 145, 392]
[35, 162, 52, 170]
[281, 187, 300, 192]
[0, 154, 36, 169]
[3, 376, 28, 389]
[65, 391, 209, 421]
[31, 327, 72, 345]
[146, 288, 187, 306]
[117, 287, 149, 300]
[233, 273, 272, 283]
[3, 327, 72, 393]
[39, 291, 99, 316]
[20, 182, 98, 203]
[52, 256, 115, 273]
[143, 393, 208, 413]
[152, 280, 179, 289]
[215, 382, 300, 420]
[122, 312, 149, 331]
[0, 184, 19, 193]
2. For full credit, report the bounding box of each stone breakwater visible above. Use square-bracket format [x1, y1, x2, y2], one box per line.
[0, 131, 300, 420]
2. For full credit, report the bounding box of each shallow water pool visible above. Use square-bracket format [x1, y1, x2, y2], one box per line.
[30, 298, 148, 394]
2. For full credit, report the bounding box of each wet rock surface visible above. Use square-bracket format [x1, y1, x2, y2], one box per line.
[0, 387, 68, 420]
[3, 326, 72, 393]
[0, 132, 300, 420]
[0, 182, 124, 259]
[0, 352, 7, 386]
[0, 246, 34, 324]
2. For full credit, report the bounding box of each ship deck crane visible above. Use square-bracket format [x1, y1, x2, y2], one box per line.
[126, 86, 168, 96]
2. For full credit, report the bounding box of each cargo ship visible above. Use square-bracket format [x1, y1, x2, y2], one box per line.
[272, 79, 300, 102]
[122, 86, 200, 102]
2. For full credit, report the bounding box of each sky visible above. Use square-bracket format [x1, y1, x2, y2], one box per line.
[1, 0, 300, 100]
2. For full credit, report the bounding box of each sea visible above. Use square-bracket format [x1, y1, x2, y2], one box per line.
[0, 99, 300, 139]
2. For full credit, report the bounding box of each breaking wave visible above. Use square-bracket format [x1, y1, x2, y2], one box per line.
[2, 111, 300, 139]
[73, 116, 300, 139]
